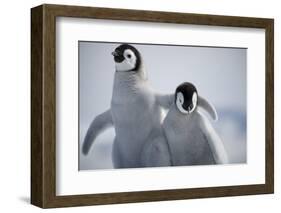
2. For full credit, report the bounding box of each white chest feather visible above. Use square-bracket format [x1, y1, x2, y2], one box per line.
[110, 73, 164, 165]
[163, 107, 216, 165]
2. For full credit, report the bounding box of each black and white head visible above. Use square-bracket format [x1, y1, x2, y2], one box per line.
[175, 82, 198, 114]
[112, 44, 141, 72]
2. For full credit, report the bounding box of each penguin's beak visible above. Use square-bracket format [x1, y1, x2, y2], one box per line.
[111, 51, 119, 57]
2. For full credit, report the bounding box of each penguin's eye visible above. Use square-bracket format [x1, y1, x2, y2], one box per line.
[127, 54, 131, 58]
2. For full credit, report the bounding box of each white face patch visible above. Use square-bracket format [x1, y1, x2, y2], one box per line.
[189, 92, 197, 113]
[176, 92, 197, 114]
[115, 49, 137, 72]
[176, 92, 189, 114]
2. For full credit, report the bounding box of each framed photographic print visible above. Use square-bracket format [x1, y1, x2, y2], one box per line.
[31, 4, 274, 208]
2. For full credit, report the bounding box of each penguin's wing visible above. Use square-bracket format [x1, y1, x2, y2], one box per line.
[198, 95, 218, 121]
[82, 109, 113, 155]
[156, 93, 174, 109]
[197, 112, 228, 164]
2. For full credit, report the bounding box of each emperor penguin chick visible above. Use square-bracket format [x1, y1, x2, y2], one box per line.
[82, 44, 174, 168]
[163, 82, 229, 166]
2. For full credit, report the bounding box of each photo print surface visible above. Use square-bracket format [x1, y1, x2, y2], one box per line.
[79, 42, 247, 170]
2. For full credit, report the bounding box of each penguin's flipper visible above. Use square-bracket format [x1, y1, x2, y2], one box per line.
[82, 109, 113, 155]
[156, 93, 174, 109]
[198, 95, 218, 121]
[198, 112, 228, 164]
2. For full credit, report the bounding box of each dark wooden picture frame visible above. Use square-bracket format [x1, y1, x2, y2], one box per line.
[31, 4, 274, 208]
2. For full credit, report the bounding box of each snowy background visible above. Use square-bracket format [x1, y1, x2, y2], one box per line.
[79, 42, 247, 170]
